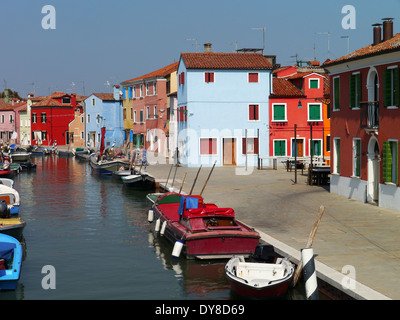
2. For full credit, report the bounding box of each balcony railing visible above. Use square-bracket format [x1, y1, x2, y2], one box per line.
[360, 101, 379, 129]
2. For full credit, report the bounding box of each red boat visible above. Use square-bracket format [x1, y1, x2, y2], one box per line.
[150, 193, 260, 259]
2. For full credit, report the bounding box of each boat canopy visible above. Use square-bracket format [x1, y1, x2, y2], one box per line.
[0, 242, 16, 261]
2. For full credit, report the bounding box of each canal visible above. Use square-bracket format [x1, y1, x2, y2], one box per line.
[0, 155, 308, 300]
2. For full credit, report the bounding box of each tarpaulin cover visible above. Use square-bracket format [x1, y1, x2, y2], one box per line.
[0, 242, 15, 262]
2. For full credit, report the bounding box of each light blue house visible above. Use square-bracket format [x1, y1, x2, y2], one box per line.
[177, 44, 273, 168]
[84, 85, 124, 150]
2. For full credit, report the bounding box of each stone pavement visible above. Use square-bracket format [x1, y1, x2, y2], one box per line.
[144, 163, 400, 300]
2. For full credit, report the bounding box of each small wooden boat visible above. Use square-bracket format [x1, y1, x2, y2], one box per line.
[9, 147, 31, 162]
[122, 172, 155, 189]
[0, 162, 20, 177]
[89, 153, 130, 175]
[225, 255, 294, 298]
[150, 192, 260, 259]
[0, 233, 23, 290]
[0, 217, 26, 241]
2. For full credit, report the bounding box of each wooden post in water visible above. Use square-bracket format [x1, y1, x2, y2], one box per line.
[292, 205, 325, 287]
[189, 165, 202, 195]
[179, 173, 187, 194]
[200, 161, 217, 196]
[165, 164, 174, 191]
[171, 165, 178, 190]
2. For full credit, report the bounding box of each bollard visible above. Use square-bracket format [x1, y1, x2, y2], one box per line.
[301, 248, 319, 300]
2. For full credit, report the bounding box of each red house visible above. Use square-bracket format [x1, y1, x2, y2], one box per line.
[269, 64, 330, 164]
[323, 18, 400, 210]
[31, 92, 81, 146]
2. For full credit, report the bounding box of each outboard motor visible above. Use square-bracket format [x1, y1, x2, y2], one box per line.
[252, 244, 275, 263]
[0, 200, 10, 219]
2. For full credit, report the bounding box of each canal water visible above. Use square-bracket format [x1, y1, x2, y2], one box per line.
[0, 155, 307, 300]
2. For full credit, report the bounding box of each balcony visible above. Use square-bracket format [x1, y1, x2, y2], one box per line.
[360, 101, 379, 130]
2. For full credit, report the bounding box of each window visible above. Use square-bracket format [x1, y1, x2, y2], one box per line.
[274, 140, 286, 156]
[146, 106, 150, 119]
[133, 85, 136, 98]
[383, 67, 399, 107]
[32, 113, 37, 123]
[130, 108, 133, 120]
[96, 113, 100, 124]
[9, 115, 12, 124]
[140, 110, 144, 123]
[81, 131, 84, 139]
[272, 104, 286, 121]
[1, 115, 4, 123]
[383, 140, 399, 184]
[42, 131, 47, 141]
[134, 110, 137, 123]
[154, 106, 157, 118]
[128, 87, 132, 99]
[353, 138, 361, 177]
[41, 113, 47, 123]
[179, 72, 185, 86]
[333, 76, 340, 111]
[350, 73, 361, 109]
[200, 138, 217, 155]
[309, 78, 319, 89]
[326, 135, 331, 152]
[308, 103, 322, 121]
[242, 138, 259, 154]
[146, 83, 149, 96]
[81, 116, 84, 124]
[310, 140, 322, 156]
[87, 114, 90, 123]
[205, 72, 214, 83]
[248, 73, 259, 83]
[153, 83, 157, 95]
[140, 84, 143, 97]
[249, 104, 259, 121]
[62, 97, 71, 104]
[333, 138, 340, 174]
[123, 88, 127, 100]
[123, 108, 127, 120]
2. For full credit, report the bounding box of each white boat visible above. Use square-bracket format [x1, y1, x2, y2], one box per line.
[9, 147, 31, 162]
[0, 183, 20, 215]
[225, 256, 294, 298]
[121, 174, 142, 184]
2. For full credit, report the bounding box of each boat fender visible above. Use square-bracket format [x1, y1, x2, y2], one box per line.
[172, 240, 183, 258]
[0, 200, 9, 218]
[155, 219, 161, 232]
[160, 221, 167, 235]
[148, 209, 154, 223]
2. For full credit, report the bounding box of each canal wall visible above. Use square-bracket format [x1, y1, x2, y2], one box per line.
[145, 163, 393, 300]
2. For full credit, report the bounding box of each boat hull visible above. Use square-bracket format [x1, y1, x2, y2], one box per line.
[0, 219, 26, 241]
[0, 233, 22, 290]
[89, 155, 130, 175]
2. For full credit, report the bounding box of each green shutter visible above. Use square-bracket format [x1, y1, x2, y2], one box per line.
[383, 69, 392, 107]
[310, 79, 318, 88]
[356, 140, 361, 177]
[396, 142, 399, 185]
[334, 77, 340, 110]
[274, 140, 286, 156]
[273, 105, 285, 121]
[309, 104, 321, 120]
[394, 68, 400, 106]
[356, 73, 362, 108]
[349, 75, 355, 109]
[382, 141, 392, 182]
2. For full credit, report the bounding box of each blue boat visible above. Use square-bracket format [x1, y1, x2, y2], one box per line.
[0, 234, 22, 290]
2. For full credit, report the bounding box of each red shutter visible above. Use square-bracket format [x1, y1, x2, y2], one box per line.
[210, 72, 214, 82]
[249, 73, 258, 83]
[254, 138, 259, 154]
[255, 105, 259, 120]
[242, 138, 246, 154]
[182, 72, 185, 85]
[184, 106, 187, 122]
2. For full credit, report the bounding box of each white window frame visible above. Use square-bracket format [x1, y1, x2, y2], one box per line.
[271, 103, 287, 122]
[309, 139, 323, 156]
[199, 137, 218, 156]
[309, 78, 320, 89]
[333, 137, 340, 174]
[307, 102, 323, 122]
[352, 138, 361, 178]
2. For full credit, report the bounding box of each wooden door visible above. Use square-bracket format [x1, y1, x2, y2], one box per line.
[292, 139, 304, 157]
[223, 138, 236, 165]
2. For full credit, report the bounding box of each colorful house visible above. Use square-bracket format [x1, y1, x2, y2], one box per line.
[177, 44, 273, 167]
[269, 65, 330, 164]
[84, 86, 123, 150]
[30, 92, 80, 146]
[121, 61, 179, 157]
[68, 95, 87, 149]
[12, 100, 28, 145]
[0, 98, 16, 144]
[323, 18, 400, 210]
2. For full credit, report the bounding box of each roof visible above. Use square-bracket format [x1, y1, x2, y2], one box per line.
[324, 33, 400, 67]
[92, 93, 116, 101]
[180, 52, 273, 70]
[270, 78, 305, 98]
[121, 61, 179, 84]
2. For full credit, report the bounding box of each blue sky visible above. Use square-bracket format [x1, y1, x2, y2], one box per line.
[1, 0, 400, 97]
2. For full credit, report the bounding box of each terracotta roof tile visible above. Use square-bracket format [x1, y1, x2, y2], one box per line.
[181, 52, 273, 70]
[122, 61, 179, 84]
[324, 33, 400, 67]
[270, 78, 305, 97]
[92, 93, 116, 101]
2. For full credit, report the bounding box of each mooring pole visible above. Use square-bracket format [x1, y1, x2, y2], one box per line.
[200, 161, 217, 196]
[302, 248, 319, 300]
[179, 173, 187, 194]
[165, 164, 173, 191]
[189, 165, 202, 195]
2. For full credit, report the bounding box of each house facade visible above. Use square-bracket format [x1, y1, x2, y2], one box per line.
[31, 92, 78, 146]
[84, 85, 123, 150]
[269, 67, 330, 163]
[177, 44, 273, 167]
[323, 19, 400, 210]
[0, 98, 16, 144]
[120, 61, 179, 158]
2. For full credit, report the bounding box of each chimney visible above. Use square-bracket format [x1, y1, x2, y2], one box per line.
[382, 18, 394, 42]
[372, 23, 382, 45]
[204, 43, 212, 52]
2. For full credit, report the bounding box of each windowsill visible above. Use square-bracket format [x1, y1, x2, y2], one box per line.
[384, 182, 398, 187]
[351, 107, 360, 110]
[387, 106, 399, 109]
[272, 120, 288, 123]
[331, 172, 340, 176]
[333, 109, 340, 112]
[307, 120, 323, 122]
[350, 175, 361, 179]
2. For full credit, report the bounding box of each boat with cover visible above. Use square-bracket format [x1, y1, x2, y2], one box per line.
[8, 147, 31, 162]
[0, 233, 23, 290]
[150, 192, 260, 259]
[89, 153, 130, 175]
[225, 253, 294, 298]
[0, 183, 20, 215]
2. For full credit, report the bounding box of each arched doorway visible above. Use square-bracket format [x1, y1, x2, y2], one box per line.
[367, 135, 380, 203]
